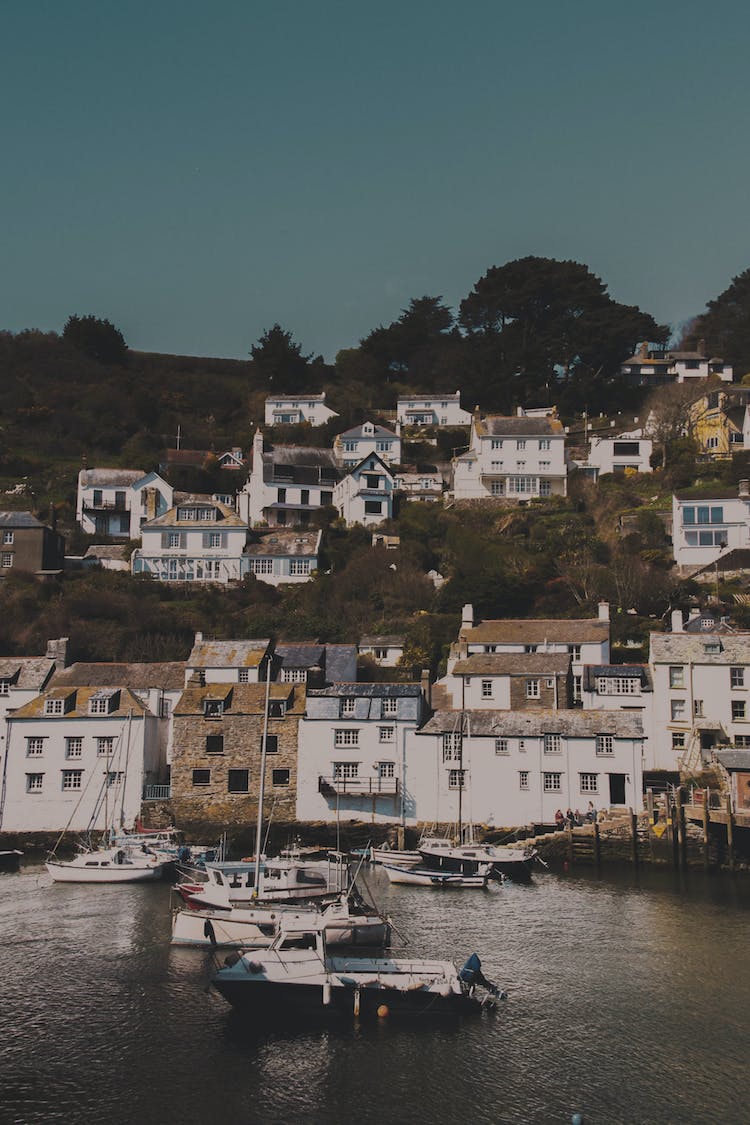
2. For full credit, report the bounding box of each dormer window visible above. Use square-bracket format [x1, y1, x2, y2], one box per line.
[203, 699, 224, 719]
[341, 697, 356, 717]
[0, 680, 9, 697]
[89, 690, 118, 715]
[268, 700, 286, 718]
[45, 699, 64, 715]
[703, 643, 722, 654]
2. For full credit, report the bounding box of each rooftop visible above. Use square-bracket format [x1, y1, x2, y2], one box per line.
[0, 656, 57, 690]
[175, 682, 306, 716]
[650, 634, 750, 664]
[461, 618, 609, 644]
[143, 502, 247, 529]
[476, 416, 564, 438]
[188, 639, 271, 668]
[452, 653, 570, 676]
[52, 662, 186, 691]
[79, 468, 145, 487]
[12, 686, 148, 720]
[245, 530, 321, 558]
[418, 710, 644, 737]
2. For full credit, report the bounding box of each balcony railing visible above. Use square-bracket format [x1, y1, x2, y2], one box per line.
[318, 775, 399, 797]
[83, 499, 129, 512]
[143, 784, 171, 800]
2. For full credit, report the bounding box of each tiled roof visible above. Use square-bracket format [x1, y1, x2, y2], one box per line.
[360, 635, 406, 647]
[461, 619, 609, 644]
[582, 664, 651, 691]
[276, 643, 325, 669]
[266, 393, 327, 402]
[0, 656, 56, 690]
[79, 468, 144, 487]
[52, 662, 186, 691]
[397, 392, 461, 403]
[452, 654, 570, 676]
[245, 531, 321, 558]
[418, 710, 644, 737]
[476, 416, 563, 437]
[308, 683, 423, 697]
[83, 545, 128, 560]
[322, 645, 358, 683]
[175, 682, 306, 715]
[650, 634, 750, 664]
[715, 750, 750, 770]
[339, 424, 399, 440]
[11, 686, 148, 719]
[0, 511, 46, 529]
[675, 488, 746, 501]
[143, 502, 247, 529]
[188, 640, 270, 668]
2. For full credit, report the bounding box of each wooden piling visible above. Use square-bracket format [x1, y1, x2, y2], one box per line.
[629, 807, 638, 867]
[702, 788, 710, 870]
[593, 821, 601, 866]
[675, 788, 686, 869]
[726, 793, 735, 872]
[567, 826, 574, 864]
[646, 789, 655, 863]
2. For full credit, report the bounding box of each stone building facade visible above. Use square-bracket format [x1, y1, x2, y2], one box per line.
[170, 681, 305, 828]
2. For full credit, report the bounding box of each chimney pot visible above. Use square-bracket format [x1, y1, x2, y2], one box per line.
[461, 603, 474, 631]
[739, 479, 749, 497]
[598, 601, 610, 622]
[671, 609, 684, 633]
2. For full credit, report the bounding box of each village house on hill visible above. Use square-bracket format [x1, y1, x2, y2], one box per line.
[131, 498, 249, 583]
[264, 393, 338, 427]
[621, 342, 733, 386]
[77, 468, 173, 538]
[333, 421, 401, 466]
[396, 391, 472, 428]
[0, 511, 64, 577]
[452, 408, 567, 502]
[688, 387, 750, 459]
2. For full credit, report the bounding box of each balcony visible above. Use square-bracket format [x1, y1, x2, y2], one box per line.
[318, 775, 399, 797]
[143, 784, 171, 800]
[83, 499, 129, 512]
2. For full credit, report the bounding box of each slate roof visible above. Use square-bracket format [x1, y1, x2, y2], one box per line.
[476, 416, 563, 437]
[188, 639, 270, 668]
[418, 710, 644, 737]
[266, 393, 328, 402]
[143, 502, 247, 529]
[650, 634, 750, 664]
[0, 656, 56, 690]
[675, 487, 747, 501]
[175, 682, 305, 716]
[397, 392, 462, 402]
[274, 643, 358, 683]
[79, 468, 144, 487]
[339, 424, 399, 440]
[276, 643, 325, 669]
[583, 664, 651, 691]
[246, 531, 321, 558]
[715, 750, 750, 770]
[308, 683, 423, 698]
[12, 686, 148, 720]
[263, 446, 342, 486]
[461, 619, 609, 644]
[323, 645, 358, 683]
[83, 545, 128, 561]
[52, 662, 186, 691]
[360, 635, 406, 648]
[452, 654, 570, 676]
[0, 512, 46, 529]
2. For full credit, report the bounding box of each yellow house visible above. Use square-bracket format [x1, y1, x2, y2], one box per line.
[687, 388, 750, 459]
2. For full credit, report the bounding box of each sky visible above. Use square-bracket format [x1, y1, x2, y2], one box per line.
[3, 0, 750, 361]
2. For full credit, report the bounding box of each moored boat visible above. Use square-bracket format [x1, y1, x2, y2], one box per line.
[381, 861, 491, 888]
[419, 839, 538, 882]
[0, 849, 23, 874]
[46, 845, 168, 883]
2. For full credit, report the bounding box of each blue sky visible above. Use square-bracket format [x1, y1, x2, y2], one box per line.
[3, 0, 749, 360]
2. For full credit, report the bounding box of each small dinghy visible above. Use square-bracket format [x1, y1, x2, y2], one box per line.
[380, 861, 491, 888]
[46, 845, 168, 883]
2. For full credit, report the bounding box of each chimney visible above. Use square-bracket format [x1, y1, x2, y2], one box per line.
[461, 604, 474, 631]
[739, 480, 749, 497]
[688, 607, 701, 622]
[252, 428, 264, 464]
[46, 637, 69, 670]
[638, 342, 648, 359]
[194, 631, 203, 644]
[420, 668, 432, 708]
[48, 503, 56, 530]
[598, 601, 610, 622]
[671, 609, 684, 633]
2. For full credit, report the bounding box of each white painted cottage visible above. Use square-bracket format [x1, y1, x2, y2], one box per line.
[131, 500, 249, 583]
[671, 484, 750, 571]
[452, 409, 567, 501]
[334, 421, 401, 467]
[264, 393, 339, 427]
[396, 392, 472, 428]
[77, 468, 173, 538]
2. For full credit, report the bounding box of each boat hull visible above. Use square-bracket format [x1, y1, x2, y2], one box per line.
[46, 860, 164, 883]
[212, 977, 478, 1019]
[381, 863, 488, 888]
[172, 909, 390, 949]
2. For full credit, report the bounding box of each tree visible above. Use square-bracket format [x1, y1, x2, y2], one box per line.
[459, 257, 668, 410]
[685, 267, 750, 377]
[360, 295, 456, 380]
[643, 381, 704, 467]
[62, 315, 128, 365]
[250, 324, 313, 392]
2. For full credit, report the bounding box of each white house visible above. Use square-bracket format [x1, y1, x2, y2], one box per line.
[580, 664, 652, 713]
[334, 422, 401, 467]
[583, 432, 653, 477]
[296, 684, 426, 826]
[274, 643, 358, 686]
[131, 500, 249, 583]
[0, 685, 161, 832]
[442, 652, 572, 711]
[358, 635, 406, 668]
[77, 468, 173, 539]
[409, 710, 644, 827]
[245, 529, 321, 585]
[647, 625, 750, 774]
[452, 409, 567, 501]
[186, 635, 272, 685]
[393, 468, 444, 502]
[333, 454, 395, 526]
[0, 640, 66, 789]
[239, 431, 341, 528]
[396, 392, 472, 428]
[264, 393, 339, 427]
[671, 484, 750, 571]
[621, 342, 733, 385]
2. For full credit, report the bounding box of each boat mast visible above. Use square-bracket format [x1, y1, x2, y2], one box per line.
[253, 658, 273, 895]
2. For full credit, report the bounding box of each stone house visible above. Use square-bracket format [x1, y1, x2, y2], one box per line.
[169, 681, 306, 828]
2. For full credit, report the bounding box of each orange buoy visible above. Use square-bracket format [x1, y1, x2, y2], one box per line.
[377, 1004, 389, 1018]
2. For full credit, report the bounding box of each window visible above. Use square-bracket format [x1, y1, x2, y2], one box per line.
[693, 699, 704, 717]
[732, 700, 746, 721]
[65, 737, 83, 759]
[335, 729, 359, 746]
[526, 679, 540, 699]
[524, 644, 538, 653]
[378, 761, 395, 779]
[89, 693, 114, 715]
[208, 532, 222, 548]
[491, 440, 503, 450]
[26, 773, 44, 792]
[669, 666, 685, 689]
[508, 476, 537, 495]
[228, 769, 249, 793]
[251, 559, 274, 574]
[519, 771, 529, 790]
[516, 460, 526, 470]
[579, 773, 599, 793]
[481, 680, 493, 698]
[106, 771, 124, 787]
[27, 738, 45, 756]
[539, 439, 551, 451]
[735, 735, 750, 748]
[573, 674, 582, 702]
[379, 726, 394, 742]
[45, 699, 63, 715]
[168, 532, 181, 548]
[333, 762, 359, 780]
[490, 481, 505, 496]
[264, 735, 279, 754]
[206, 735, 224, 755]
[203, 699, 224, 719]
[277, 488, 287, 503]
[672, 732, 686, 750]
[442, 732, 462, 761]
[282, 668, 307, 683]
[517, 440, 527, 450]
[595, 735, 614, 756]
[731, 667, 745, 689]
[448, 769, 466, 789]
[495, 738, 509, 755]
[62, 770, 83, 791]
[539, 480, 552, 497]
[671, 700, 686, 721]
[375, 442, 391, 453]
[341, 697, 356, 716]
[289, 559, 311, 576]
[596, 677, 641, 696]
[364, 500, 383, 515]
[518, 739, 526, 753]
[272, 769, 290, 786]
[192, 769, 211, 786]
[382, 698, 397, 715]
[321, 490, 333, 506]
[0, 680, 9, 696]
[569, 645, 581, 661]
[97, 737, 114, 756]
[539, 461, 551, 470]
[3, 530, 14, 544]
[544, 733, 561, 754]
[543, 772, 562, 792]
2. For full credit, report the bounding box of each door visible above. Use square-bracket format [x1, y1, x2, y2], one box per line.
[609, 773, 626, 805]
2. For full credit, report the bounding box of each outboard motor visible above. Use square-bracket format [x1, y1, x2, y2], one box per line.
[459, 952, 503, 998]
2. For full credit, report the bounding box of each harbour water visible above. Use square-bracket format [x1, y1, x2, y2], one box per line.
[1, 862, 749, 1125]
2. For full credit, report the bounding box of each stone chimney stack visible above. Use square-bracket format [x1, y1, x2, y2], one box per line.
[420, 668, 432, 709]
[461, 604, 474, 631]
[739, 479, 749, 497]
[252, 428, 264, 465]
[46, 637, 69, 670]
[194, 631, 203, 644]
[638, 342, 648, 359]
[671, 609, 684, 633]
[598, 601, 610, 622]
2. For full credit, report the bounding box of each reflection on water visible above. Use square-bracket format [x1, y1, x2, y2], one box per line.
[1, 862, 748, 1124]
